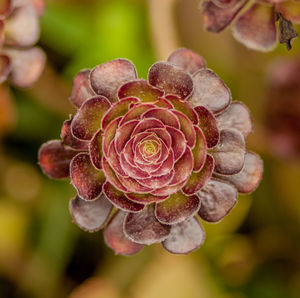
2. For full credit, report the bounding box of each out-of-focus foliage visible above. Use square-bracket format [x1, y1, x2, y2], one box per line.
[0, 0, 300, 297]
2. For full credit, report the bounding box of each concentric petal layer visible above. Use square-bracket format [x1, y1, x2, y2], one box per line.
[232, 3, 277, 52]
[70, 69, 96, 108]
[189, 69, 231, 114]
[211, 129, 245, 175]
[195, 106, 219, 148]
[182, 154, 214, 195]
[202, 0, 247, 32]
[162, 217, 204, 254]
[198, 179, 237, 222]
[90, 59, 137, 103]
[103, 182, 144, 212]
[71, 96, 111, 141]
[38, 140, 78, 179]
[118, 79, 163, 102]
[215, 152, 263, 193]
[167, 48, 206, 75]
[155, 191, 200, 224]
[124, 206, 171, 245]
[69, 194, 112, 232]
[104, 211, 144, 256]
[216, 102, 252, 138]
[70, 153, 105, 200]
[148, 62, 193, 99]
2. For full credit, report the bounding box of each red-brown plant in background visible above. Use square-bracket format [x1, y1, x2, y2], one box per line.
[39, 48, 262, 255]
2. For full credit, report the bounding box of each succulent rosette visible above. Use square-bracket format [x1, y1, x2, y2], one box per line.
[201, 0, 300, 51]
[0, 0, 45, 86]
[39, 48, 263, 255]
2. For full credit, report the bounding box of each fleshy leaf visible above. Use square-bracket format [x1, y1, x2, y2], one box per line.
[102, 117, 121, 157]
[118, 79, 163, 102]
[137, 170, 174, 189]
[39, 140, 78, 179]
[216, 102, 252, 138]
[115, 120, 139, 154]
[70, 153, 105, 200]
[0, 54, 10, 84]
[167, 48, 206, 75]
[151, 179, 188, 196]
[70, 69, 96, 108]
[192, 126, 207, 172]
[117, 174, 153, 194]
[148, 62, 193, 100]
[215, 152, 263, 193]
[120, 103, 155, 125]
[189, 69, 231, 114]
[89, 129, 103, 170]
[162, 217, 204, 254]
[182, 154, 214, 195]
[124, 206, 171, 245]
[198, 179, 237, 222]
[125, 193, 168, 204]
[0, 0, 12, 18]
[211, 129, 245, 175]
[104, 211, 144, 256]
[195, 106, 219, 148]
[71, 96, 111, 141]
[166, 126, 186, 162]
[277, 2, 300, 24]
[232, 3, 277, 52]
[155, 191, 200, 224]
[90, 59, 137, 103]
[103, 182, 144, 212]
[69, 194, 112, 232]
[143, 108, 180, 128]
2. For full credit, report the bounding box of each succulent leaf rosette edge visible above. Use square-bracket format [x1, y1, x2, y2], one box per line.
[39, 48, 263, 255]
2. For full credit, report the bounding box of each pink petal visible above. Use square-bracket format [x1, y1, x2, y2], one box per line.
[167, 48, 206, 75]
[148, 62, 193, 100]
[90, 59, 137, 103]
[104, 211, 144, 256]
[70, 153, 105, 201]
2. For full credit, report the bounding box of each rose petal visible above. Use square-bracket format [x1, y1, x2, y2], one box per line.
[120, 103, 155, 125]
[148, 62, 193, 100]
[38, 140, 78, 179]
[166, 95, 199, 124]
[155, 191, 200, 225]
[143, 108, 180, 128]
[215, 152, 263, 193]
[70, 153, 105, 200]
[182, 154, 214, 195]
[69, 69, 96, 108]
[125, 193, 168, 204]
[167, 48, 206, 75]
[115, 120, 139, 154]
[118, 79, 164, 102]
[151, 179, 188, 196]
[192, 126, 207, 172]
[216, 102, 253, 138]
[102, 97, 139, 129]
[90, 59, 137, 103]
[102, 157, 127, 192]
[232, 3, 277, 52]
[61, 117, 89, 151]
[104, 211, 144, 256]
[162, 217, 204, 254]
[188, 69, 231, 114]
[69, 194, 112, 232]
[211, 129, 245, 175]
[172, 110, 196, 148]
[102, 117, 121, 157]
[202, 0, 247, 32]
[166, 126, 186, 161]
[89, 129, 103, 169]
[198, 179, 237, 222]
[124, 205, 171, 245]
[277, 2, 300, 24]
[169, 147, 194, 186]
[71, 96, 111, 141]
[4, 5, 40, 47]
[4, 47, 45, 87]
[103, 182, 144, 212]
[194, 106, 219, 148]
[0, 54, 10, 84]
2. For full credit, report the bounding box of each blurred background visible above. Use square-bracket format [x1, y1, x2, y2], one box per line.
[1, 0, 300, 297]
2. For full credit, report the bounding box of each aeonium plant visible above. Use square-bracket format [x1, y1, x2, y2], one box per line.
[0, 0, 45, 87]
[201, 0, 300, 51]
[39, 48, 263, 255]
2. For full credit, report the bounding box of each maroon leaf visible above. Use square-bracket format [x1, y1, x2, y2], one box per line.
[151, 179, 188, 196]
[38, 140, 78, 179]
[192, 126, 207, 172]
[0, 54, 10, 84]
[143, 108, 180, 128]
[166, 126, 186, 161]
[120, 103, 155, 125]
[89, 129, 103, 169]
[69, 194, 112, 232]
[102, 117, 121, 157]
[125, 193, 168, 204]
